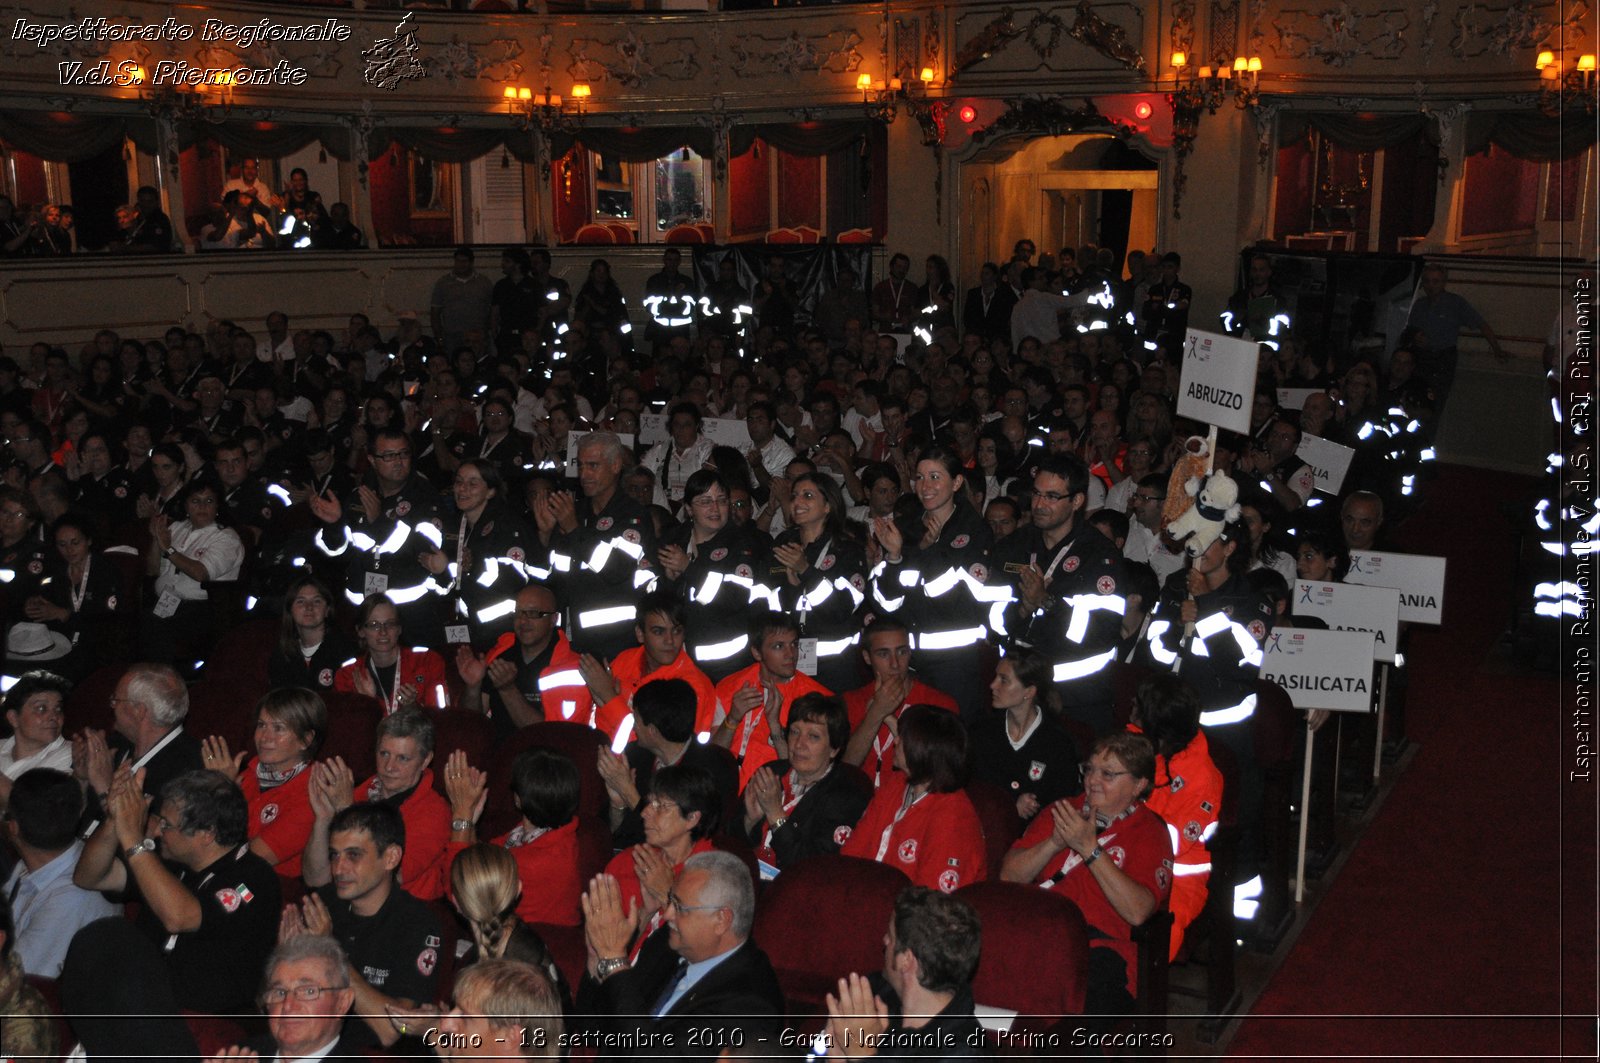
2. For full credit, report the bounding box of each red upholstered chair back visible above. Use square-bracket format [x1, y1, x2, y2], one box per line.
[694, 222, 716, 242]
[751, 854, 909, 1009]
[64, 661, 127, 735]
[182, 1013, 251, 1056]
[604, 222, 634, 244]
[664, 225, 705, 244]
[957, 880, 1090, 1025]
[319, 691, 385, 781]
[835, 228, 874, 244]
[184, 679, 266, 753]
[207, 616, 277, 693]
[483, 722, 606, 837]
[573, 223, 615, 244]
[429, 710, 496, 798]
[963, 779, 1020, 877]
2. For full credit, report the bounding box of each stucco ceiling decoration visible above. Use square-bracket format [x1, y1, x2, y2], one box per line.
[951, 2, 1146, 77]
[1272, 2, 1411, 65]
[725, 27, 866, 79]
[425, 35, 524, 86]
[560, 27, 702, 89]
[1449, 0, 1588, 58]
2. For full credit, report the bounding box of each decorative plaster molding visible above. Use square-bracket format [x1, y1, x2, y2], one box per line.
[951, 2, 1144, 76]
[1449, 0, 1586, 59]
[726, 27, 866, 79]
[425, 36, 523, 86]
[1272, 3, 1411, 67]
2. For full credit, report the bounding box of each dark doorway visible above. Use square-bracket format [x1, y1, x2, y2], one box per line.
[68, 144, 128, 251]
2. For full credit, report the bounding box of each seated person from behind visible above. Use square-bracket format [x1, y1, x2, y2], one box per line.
[740, 692, 871, 874]
[446, 843, 573, 1010]
[281, 803, 444, 1050]
[2, 768, 118, 977]
[824, 886, 985, 1058]
[576, 850, 784, 1055]
[388, 958, 564, 1060]
[441, 747, 585, 927]
[597, 677, 739, 850]
[840, 704, 987, 893]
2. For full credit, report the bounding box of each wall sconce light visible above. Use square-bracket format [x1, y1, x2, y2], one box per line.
[504, 82, 589, 133]
[1537, 49, 1597, 114]
[858, 65, 937, 124]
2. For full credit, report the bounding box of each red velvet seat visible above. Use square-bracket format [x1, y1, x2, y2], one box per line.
[184, 678, 266, 753]
[751, 854, 908, 1011]
[963, 779, 1021, 879]
[206, 615, 277, 693]
[320, 691, 385, 781]
[429, 710, 495, 798]
[182, 1012, 251, 1056]
[956, 880, 1090, 1037]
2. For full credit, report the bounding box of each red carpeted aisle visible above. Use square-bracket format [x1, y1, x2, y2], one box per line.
[1226, 466, 1591, 1058]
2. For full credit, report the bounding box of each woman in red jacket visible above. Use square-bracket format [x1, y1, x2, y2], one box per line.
[202, 687, 325, 878]
[333, 594, 449, 713]
[840, 703, 987, 893]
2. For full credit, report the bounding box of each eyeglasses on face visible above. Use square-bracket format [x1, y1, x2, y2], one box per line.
[262, 985, 349, 1006]
[665, 892, 727, 915]
[515, 608, 555, 620]
[363, 619, 401, 632]
[1079, 761, 1133, 782]
[373, 450, 410, 462]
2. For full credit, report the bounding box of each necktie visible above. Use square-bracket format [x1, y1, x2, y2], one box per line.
[651, 960, 690, 1017]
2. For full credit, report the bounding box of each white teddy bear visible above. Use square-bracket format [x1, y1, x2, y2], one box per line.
[1164, 470, 1241, 557]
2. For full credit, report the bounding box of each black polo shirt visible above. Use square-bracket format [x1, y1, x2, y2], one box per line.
[317, 881, 443, 1048]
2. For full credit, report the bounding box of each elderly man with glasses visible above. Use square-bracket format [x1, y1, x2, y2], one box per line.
[575, 849, 784, 1057]
[211, 935, 361, 1062]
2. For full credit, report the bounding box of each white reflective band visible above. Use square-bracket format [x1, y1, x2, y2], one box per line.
[415, 522, 443, 549]
[693, 571, 725, 604]
[1167, 823, 1180, 854]
[587, 541, 613, 570]
[1535, 600, 1583, 618]
[696, 731, 712, 744]
[873, 583, 906, 612]
[314, 528, 349, 556]
[898, 569, 921, 589]
[1052, 647, 1116, 682]
[577, 605, 636, 628]
[387, 580, 441, 604]
[266, 484, 291, 504]
[834, 575, 866, 608]
[916, 626, 989, 651]
[1194, 611, 1232, 640]
[1200, 821, 1218, 843]
[344, 587, 365, 605]
[816, 634, 860, 656]
[1173, 862, 1212, 876]
[550, 552, 573, 572]
[610, 715, 634, 752]
[1062, 593, 1126, 644]
[1233, 873, 1263, 919]
[1232, 623, 1265, 666]
[1145, 620, 1177, 665]
[477, 558, 501, 587]
[694, 635, 749, 661]
[633, 568, 656, 590]
[987, 601, 1010, 638]
[1200, 694, 1257, 727]
[802, 578, 834, 609]
[350, 531, 377, 551]
[1220, 311, 1235, 331]
[539, 668, 584, 691]
[1536, 580, 1584, 598]
[477, 599, 516, 624]
[561, 699, 577, 720]
[377, 522, 412, 555]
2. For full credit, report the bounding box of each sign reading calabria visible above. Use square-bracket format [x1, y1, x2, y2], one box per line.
[1260, 628, 1378, 713]
[1177, 329, 1258, 435]
[1344, 551, 1447, 625]
[1293, 581, 1400, 663]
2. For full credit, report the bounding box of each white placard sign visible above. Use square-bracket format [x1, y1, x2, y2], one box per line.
[703, 417, 753, 449]
[1277, 388, 1322, 414]
[1296, 433, 1357, 495]
[1260, 628, 1378, 713]
[565, 431, 635, 476]
[1177, 328, 1257, 434]
[1344, 550, 1447, 626]
[639, 413, 668, 445]
[1293, 581, 1400, 664]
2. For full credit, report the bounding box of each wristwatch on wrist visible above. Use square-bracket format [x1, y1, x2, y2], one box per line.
[450, 818, 473, 832]
[163, 546, 176, 558]
[769, 816, 788, 832]
[1083, 845, 1105, 867]
[125, 838, 157, 861]
[595, 957, 629, 979]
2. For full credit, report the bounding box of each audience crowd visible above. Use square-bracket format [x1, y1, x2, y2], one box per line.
[0, 232, 1449, 1059]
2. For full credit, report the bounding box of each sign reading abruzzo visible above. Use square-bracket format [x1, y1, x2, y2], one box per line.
[1178, 329, 1258, 435]
[1260, 628, 1378, 713]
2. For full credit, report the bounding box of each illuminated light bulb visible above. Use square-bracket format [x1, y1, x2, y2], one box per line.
[571, 83, 590, 99]
[503, 86, 518, 100]
[1248, 56, 1262, 72]
[958, 105, 978, 123]
[857, 73, 873, 91]
[1536, 50, 1556, 69]
[1134, 101, 1153, 119]
[1580, 55, 1597, 71]
[919, 67, 934, 83]
[1171, 50, 1188, 68]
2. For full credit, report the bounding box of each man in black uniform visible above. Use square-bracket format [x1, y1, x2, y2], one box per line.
[215, 437, 278, 544]
[70, 768, 280, 1014]
[1141, 251, 1193, 359]
[310, 426, 443, 637]
[644, 247, 698, 354]
[537, 431, 657, 659]
[490, 247, 540, 358]
[961, 261, 1017, 345]
[286, 802, 443, 1051]
[988, 453, 1125, 736]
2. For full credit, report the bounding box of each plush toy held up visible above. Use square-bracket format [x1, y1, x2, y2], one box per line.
[1164, 469, 1242, 557]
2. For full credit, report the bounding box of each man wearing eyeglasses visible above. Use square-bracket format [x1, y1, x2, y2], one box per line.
[988, 454, 1126, 737]
[456, 583, 591, 740]
[311, 425, 443, 634]
[214, 935, 359, 1062]
[576, 849, 783, 1055]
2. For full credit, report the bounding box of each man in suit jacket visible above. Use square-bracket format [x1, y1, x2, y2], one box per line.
[231, 935, 364, 1062]
[577, 850, 784, 1058]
